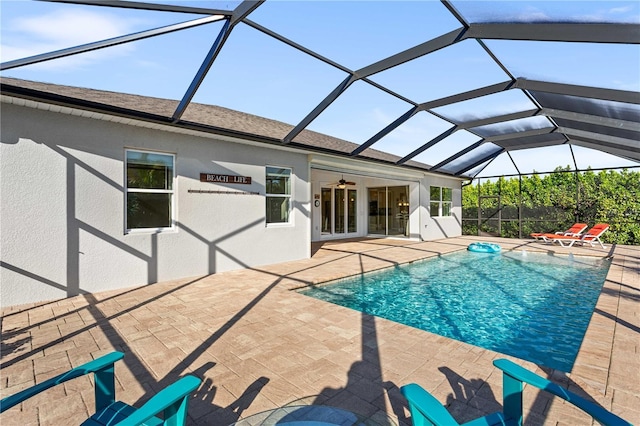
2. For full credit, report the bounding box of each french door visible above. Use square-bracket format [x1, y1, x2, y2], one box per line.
[321, 187, 357, 236]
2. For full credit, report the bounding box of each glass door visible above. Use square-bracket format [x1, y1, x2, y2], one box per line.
[368, 188, 387, 235]
[321, 188, 332, 234]
[347, 189, 357, 233]
[389, 186, 409, 236]
[368, 186, 409, 236]
[322, 186, 357, 237]
[335, 188, 345, 233]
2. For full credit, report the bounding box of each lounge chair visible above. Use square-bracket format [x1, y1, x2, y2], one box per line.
[401, 358, 631, 426]
[0, 351, 201, 425]
[546, 223, 610, 248]
[530, 223, 588, 241]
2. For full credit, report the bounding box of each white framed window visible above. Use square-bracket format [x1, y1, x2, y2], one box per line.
[430, 186, 452, 217]
[126, 149, 175, 232]
[266, 166, 292, 225]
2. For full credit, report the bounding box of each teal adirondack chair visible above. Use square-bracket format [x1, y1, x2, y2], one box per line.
[401, 358, 631, 426]
[0, 351, 201, 425]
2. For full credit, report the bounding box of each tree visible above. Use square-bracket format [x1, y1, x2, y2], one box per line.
[462, 168, 640, 245]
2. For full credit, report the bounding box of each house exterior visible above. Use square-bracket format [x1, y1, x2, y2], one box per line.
[1, 78, 465, 308]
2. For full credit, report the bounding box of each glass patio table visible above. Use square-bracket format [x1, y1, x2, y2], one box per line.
[230, 404, 395, 426]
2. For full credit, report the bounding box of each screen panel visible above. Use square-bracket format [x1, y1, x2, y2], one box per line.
[554, 117, 640, 142]
[531, 91, 640, 123]
[470, 115, 554, 138]
[432, 89, 537, 124]
[437, 143, 503, 174]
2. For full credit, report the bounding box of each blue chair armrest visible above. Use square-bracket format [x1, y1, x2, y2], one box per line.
[1, 352, 124, 413]
[401, 383, 461, 426]
[113, 375, 201, 426]
[493, 359, 632, 426]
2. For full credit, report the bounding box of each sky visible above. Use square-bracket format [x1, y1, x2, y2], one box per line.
[1, 0, 639, 178]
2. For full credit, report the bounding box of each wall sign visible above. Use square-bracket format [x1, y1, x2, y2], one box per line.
[200, 173, 252, 185]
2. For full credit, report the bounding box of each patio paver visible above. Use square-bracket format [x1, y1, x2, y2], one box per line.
[1, 236, 638, 425]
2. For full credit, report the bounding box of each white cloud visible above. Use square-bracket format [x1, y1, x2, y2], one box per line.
[574, 5, 639, 23]
[499, 4, 638, 24]
[1, 9, 143, 70]
[514, 8, 552, 22]
[609, 6, 634, 14]
[12, 10, 135, 45]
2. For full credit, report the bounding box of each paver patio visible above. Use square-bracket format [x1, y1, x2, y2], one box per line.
[1, 236, 638, 425]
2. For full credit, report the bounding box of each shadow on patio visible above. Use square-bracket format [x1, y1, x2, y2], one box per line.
[1, 237, 638, 425]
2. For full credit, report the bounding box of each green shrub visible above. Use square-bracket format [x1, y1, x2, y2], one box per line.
[462, 168, 640, 245]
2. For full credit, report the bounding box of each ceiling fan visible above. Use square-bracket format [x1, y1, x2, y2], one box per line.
[332, 176, 356, 189]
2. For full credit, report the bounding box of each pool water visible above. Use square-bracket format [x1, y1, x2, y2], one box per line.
[299, 250, 610, 372]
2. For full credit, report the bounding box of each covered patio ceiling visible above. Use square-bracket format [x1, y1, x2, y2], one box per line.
[1, 0, 639, 179]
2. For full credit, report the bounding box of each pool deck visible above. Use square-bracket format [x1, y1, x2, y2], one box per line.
[1, 236, 638, 425]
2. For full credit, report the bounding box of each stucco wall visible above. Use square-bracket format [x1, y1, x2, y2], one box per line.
[310, 168, 423, 240]
[310, 165, 463, 242]
[1, 103, 310, 307]
[420, 174, 463, 240]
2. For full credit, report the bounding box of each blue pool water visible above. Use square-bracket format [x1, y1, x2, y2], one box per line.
[299, 250, 610, 372]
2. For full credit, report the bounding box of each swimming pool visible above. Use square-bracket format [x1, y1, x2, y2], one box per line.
[299, 250, 610, 372]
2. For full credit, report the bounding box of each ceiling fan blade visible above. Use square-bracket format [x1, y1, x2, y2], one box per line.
[329, 178, 356, 186]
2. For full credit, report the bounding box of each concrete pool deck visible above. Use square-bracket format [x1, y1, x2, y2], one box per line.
[1, 236, 638, 425]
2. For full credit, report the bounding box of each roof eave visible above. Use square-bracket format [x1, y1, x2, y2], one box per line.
[1, 81, 469, 180]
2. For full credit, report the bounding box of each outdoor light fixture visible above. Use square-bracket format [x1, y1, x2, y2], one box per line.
[334, 176, 354, 189]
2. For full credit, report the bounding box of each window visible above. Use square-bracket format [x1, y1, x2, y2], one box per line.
[430, 186, 452, 217]
[266, 166, 291, 224]
[126, 150, 174, 231]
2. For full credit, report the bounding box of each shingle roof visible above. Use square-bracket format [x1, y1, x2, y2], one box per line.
[0, 77, 435, 173]
[1, 1, 638, 179]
